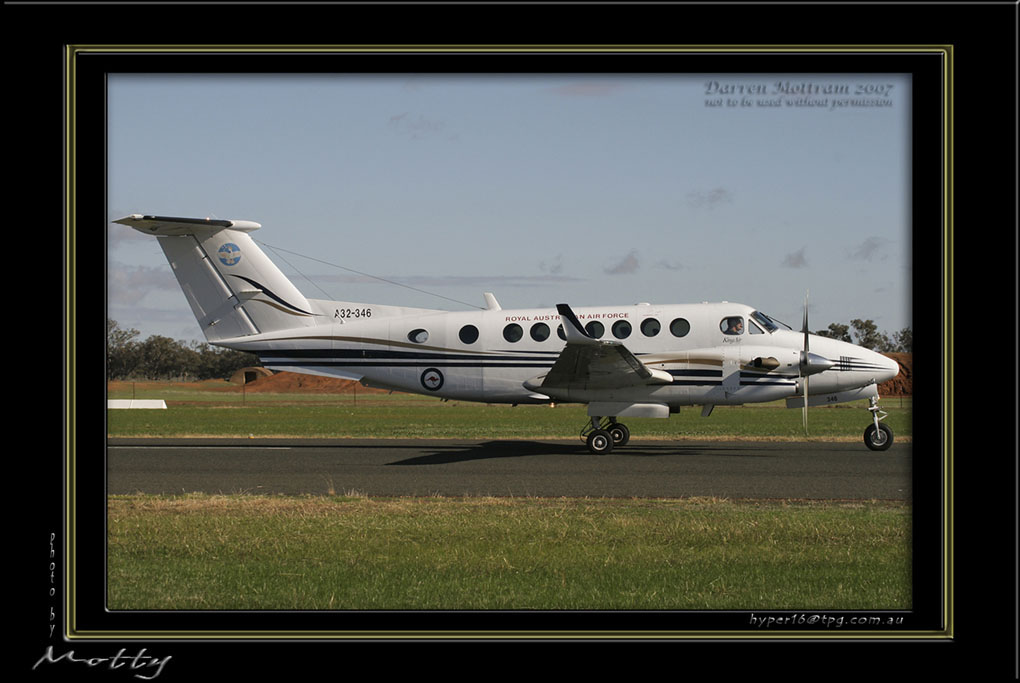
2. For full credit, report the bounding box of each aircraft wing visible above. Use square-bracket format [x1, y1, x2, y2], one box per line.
[533, 304, 673, 392]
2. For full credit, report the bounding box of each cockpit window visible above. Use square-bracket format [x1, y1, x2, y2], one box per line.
[721, 316, 744, 335]
[750, 310, 791, 333]
[748, 320, 764, 335]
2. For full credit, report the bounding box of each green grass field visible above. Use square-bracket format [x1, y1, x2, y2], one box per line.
[106, 380, 912, 612]
[108, 494, 910, 611]
[107, 380, 911, 441]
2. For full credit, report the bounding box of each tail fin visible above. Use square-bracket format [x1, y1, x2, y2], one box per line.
[114, 214, 320, 342]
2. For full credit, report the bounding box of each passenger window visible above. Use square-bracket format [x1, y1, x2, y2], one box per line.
[612, 320, 632, 339]
[557, 324, 566, 341]
[459, 325, 479, 344]
[503, 323, 524, 343]
[530, 322, 550, 342]
[641, 318, 661, 337]
[670, 318, 691, 337]
[408, 328, 429, 344]
[720, 317, 744, 335]
[585, 321, 605, 338]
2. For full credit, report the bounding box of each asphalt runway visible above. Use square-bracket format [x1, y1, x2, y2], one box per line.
[106, 438, 911, 500]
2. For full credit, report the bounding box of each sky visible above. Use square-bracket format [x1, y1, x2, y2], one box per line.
[107, 73, 912, 344]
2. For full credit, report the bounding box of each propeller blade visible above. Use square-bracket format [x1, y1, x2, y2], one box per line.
[802, 376, 809, 435]
[802, 290, 810, 353]
[801, 291, 809, 435]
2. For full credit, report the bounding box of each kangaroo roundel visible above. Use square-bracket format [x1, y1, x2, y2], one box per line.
[421, 368, 444, 391]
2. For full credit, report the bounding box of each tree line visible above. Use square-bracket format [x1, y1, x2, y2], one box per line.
[107, 319, 260, 381]
[815, 319, 912, 353]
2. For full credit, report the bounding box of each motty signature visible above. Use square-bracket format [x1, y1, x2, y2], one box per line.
[33, 646, 171, 679]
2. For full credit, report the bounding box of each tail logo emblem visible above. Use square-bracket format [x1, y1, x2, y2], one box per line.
[218, 243, 242, 266]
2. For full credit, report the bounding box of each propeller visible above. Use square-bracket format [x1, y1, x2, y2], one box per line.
[797, 291, 835, 435]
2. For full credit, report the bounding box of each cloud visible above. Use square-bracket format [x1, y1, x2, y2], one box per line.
[849, 236, 891, 262]
[781, 247, 809, 269]
[686, 187, 733, 209]
[655, 259, 684, 271]
[547, 82, 625, 97]
[388, 112, 449, 140]
[539, 254, 564, 275]
[107, 262, 176, 305]
[605, 250, 640, 275]
[401, 274, 582, 288]
[314, 273, 582, 289]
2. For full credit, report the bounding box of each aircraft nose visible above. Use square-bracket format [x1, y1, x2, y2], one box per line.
[874, 352, 900, 383]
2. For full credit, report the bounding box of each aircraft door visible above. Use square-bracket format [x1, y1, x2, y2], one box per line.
[722, 342, 742, 400]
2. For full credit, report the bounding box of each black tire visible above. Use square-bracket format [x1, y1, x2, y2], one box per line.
[586, 429, 614, 455]
[864, 423, 893, 451]
[607, 423, 630, 447]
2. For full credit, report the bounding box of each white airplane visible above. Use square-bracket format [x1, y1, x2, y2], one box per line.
[114, 214, 901, 453]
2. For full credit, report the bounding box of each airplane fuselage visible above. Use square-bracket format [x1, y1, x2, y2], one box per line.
[218, 299, 898, 410]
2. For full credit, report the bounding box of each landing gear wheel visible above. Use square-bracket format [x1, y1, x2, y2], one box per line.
[607, 423, 630, 447]
[864, 423, 894, 451]
[586, 429, 615, 455]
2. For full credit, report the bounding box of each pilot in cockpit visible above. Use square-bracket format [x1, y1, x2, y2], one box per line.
[722, 317, 744, 335]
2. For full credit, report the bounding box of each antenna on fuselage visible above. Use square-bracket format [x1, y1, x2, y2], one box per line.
[484, 292, 502, 310]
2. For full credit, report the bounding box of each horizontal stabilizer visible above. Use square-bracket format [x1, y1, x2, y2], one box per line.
[114, 214, 262, 235]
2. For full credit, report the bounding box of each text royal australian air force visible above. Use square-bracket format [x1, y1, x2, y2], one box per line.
[502, 309, 632, 323]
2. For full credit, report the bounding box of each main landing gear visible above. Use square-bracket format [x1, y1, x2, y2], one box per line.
[864, 395, 894, 451]
[581, 416, 630, 455]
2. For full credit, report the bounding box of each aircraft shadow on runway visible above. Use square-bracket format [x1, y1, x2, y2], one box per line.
[386, 440, 771, 466]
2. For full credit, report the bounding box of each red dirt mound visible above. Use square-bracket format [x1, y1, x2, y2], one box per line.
[878, 353, 912, 397]
[243, 371, 388, 394]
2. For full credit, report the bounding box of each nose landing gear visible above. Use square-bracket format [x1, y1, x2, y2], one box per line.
[864, 395, 894, 451]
